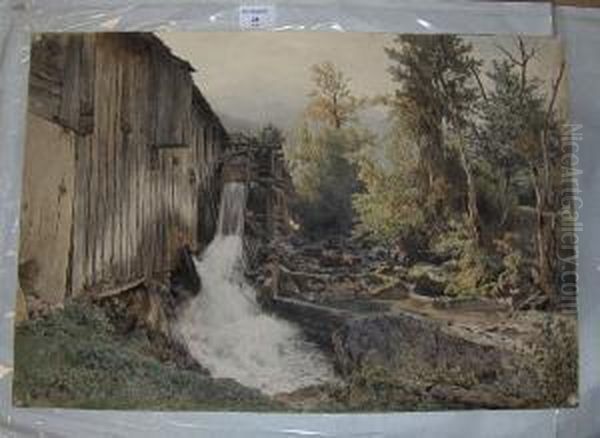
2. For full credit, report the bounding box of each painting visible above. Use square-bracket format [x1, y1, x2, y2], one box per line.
[13, 32, 578, 411]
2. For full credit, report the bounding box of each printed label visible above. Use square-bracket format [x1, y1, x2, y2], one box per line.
[239, 5, 275, 29]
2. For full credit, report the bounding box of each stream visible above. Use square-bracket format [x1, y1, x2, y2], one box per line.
[175, 182, 336, 395]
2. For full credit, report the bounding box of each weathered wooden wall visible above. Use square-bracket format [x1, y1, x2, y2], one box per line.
[248, 144, 293, 240]
[19, 113, 76, 305]
[20, 33, 227, 303]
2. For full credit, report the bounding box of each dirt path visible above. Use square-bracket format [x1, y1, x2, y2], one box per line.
[383, 294, 549, 355]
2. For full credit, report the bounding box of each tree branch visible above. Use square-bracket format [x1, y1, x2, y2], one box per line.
[495, 44, 520, 67]
[469, 64, 487, 101]
[544, 61, 566, 136]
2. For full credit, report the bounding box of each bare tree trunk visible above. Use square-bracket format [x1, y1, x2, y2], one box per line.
[532, 168, 557, 305]
[500, 171, 512, 227]
[532, 62, 565, 307]
[458, 144, 482, 246]
[419, 129, 443, 206]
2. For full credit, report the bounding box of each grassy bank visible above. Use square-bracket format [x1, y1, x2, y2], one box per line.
[13, 300, 281, 411]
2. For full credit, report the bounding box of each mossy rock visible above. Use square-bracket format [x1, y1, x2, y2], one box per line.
[407, 263, 449, 297]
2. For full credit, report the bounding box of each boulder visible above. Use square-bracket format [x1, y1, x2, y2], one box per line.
[171, 245, 201, 303]
[332, 313, 543, 404]
[271, 296, 350, 349]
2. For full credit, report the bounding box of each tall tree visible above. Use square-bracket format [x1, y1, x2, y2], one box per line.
[478, 59, 534, 225]
[385, 35, 484, 243]
[306, 61, 362, 129]
[485, 38, 566, 304]
[285, 62, 366, 236]
[353, 121, 423, 242]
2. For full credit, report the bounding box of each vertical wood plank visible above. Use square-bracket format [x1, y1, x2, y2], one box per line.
[107, 48, 117, 285]
[95, 36, 109, 287]
[88, 38, 103, 287]
[117, 56, 127, 282]
[151, 49, 161, 275]
[140, 52, 151, 279]
[130, 53, 141, 281]
[58, 35, 82, 131]
[79, 34, 96, 135]
[116, 54, 128, 282]
[71, 134, 89, 295]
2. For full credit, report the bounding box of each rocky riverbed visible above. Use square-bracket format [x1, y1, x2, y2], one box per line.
[13, 234, 578, 411]
[247, 235, 578, 410]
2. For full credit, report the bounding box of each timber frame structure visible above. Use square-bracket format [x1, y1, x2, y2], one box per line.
[18, 33, 228, 305]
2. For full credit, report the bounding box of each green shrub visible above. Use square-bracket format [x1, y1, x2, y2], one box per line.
[429, 220, 501, 298]
[533, 315, 578, 406]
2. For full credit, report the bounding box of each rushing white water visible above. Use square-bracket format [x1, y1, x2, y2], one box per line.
[176, 183, 335, 395]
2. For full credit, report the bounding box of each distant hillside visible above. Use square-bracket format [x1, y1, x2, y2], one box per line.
[219, 106, 389, 139]
[218, 113, 258, 134]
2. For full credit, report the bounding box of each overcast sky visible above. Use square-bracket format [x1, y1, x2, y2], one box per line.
[159, 32, 566, 134]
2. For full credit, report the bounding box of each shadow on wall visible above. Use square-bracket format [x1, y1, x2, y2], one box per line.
[17, 33, 229, 321]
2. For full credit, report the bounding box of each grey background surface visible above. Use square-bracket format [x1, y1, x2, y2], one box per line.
[0, 1, 597, 437]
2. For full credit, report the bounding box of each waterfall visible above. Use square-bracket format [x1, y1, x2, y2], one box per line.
[176, 182, 335, 395]
[216, 182, 247, 236]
